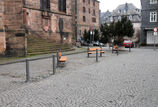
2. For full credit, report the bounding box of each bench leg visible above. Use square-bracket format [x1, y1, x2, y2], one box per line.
[100, 52, 102, 57]
[116, 50, 119, 56]
[87, 53, 89, 58]
[56, 51, 59, 68]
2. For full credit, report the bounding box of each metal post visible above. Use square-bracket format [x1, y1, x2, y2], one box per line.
[129, 45, 131, 52]
[52, 55, 56, 75]
[117, 49, 119, 56]
[100, 46, 102, 57]
[26, 59, 30, 82]
[154, 35, 156, 51]
[56, 51, 59, 67]
[87, 47, 89, 58]
[96, 49, 98, 62]
[112, 43, 114, 54]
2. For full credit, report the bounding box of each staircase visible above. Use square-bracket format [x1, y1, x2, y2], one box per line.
[27, 35, 74, 56]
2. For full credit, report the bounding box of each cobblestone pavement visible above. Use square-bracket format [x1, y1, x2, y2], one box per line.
[0, 48, 158, 107]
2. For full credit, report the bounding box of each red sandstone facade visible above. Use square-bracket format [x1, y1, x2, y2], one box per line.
[0, 0, 100, 56]
[0, 1, 6, 53]
[72, 0, 100, 41]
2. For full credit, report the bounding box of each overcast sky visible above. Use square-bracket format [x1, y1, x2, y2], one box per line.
[99, 0, 141, 12]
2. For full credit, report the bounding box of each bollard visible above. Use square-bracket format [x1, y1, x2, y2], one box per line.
[96, 49, 98, 62]
[26, 59, 30, 82]
[117, 50, 119, 56]
[52, 55, 56, 75]
[56, 51, 59, 67]
[87, 47, 90, 58]
[100, 46, 102, 57]
[112, 48, 113, 54]
[129, 45, 131, 52]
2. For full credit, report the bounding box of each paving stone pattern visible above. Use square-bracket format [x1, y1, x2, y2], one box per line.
[0, 48, 158, 107]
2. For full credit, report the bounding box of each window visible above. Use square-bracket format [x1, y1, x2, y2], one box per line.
[83, 16, 86, 22]
[129, 15, 133, 20]
[118, 16, 121, 20]
[83, 0, 85, 3]
[93, 0, 95, 6]
[40, 0, 50, 11]
[92, 17, 96, 22]
[118, 10, 121, 13]
[58, 0, 66, 13]
[150, 0, 158, 4]
[88, 0, 90, 4]
[93, 9, 95, 16]
[110, 16, 113, 22]
[59, 18, 64, 32]
[150, 11, 157, 22]
[124, 9, 126, 13]
[89, 8, 91, 14]
[83, 7, 86, 13]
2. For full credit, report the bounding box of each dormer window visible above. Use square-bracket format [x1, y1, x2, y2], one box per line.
[118, 16, 121, 20]
[129, 15, 133, 20]
[124, 9, 126, 13]
[118, 10, 121, 13]
[150, 0, 157, 4]
[110, 17, 113, 22]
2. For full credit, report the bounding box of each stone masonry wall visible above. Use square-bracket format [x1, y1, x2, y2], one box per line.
[3, 0, 26, 56]
[0, 1, 6, 54]
[24, 0, 73, 43]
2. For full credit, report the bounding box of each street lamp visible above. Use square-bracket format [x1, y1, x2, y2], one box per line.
[90, 30, 93, 43]
[111, 37, 114, 53]
[93, 31, 95, 42]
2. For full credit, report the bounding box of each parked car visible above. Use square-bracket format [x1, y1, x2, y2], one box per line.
[92, 41, 100, 46]
[92, 41, 104, 46]
[80, 40, 89, 46]
[123, 40, 134, 48]
[99, 42, 104, 46]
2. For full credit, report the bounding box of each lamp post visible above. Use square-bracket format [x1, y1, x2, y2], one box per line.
[93, 31, 95, 42]
[111, 37, 114, 53]
[90, 30, 93, 44]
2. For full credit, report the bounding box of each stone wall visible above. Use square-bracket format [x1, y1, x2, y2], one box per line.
[24, 0, 73, 43]
[3, 0, 26, 56]
[0, 0, 6, 54]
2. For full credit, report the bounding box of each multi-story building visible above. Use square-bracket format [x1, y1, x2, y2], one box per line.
[0, 0, 73, 56]
[72, 0, 100, 41]
[141, 0, 158, 45]
[101, 3, 141, 42]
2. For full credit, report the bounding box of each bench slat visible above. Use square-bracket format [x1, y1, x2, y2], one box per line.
[59, 56, 67, 62]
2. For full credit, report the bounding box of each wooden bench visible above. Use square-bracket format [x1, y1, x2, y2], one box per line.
[57, 51, 67, 67]
[112, 45, 119, 55]
[87, 47, 105, 57]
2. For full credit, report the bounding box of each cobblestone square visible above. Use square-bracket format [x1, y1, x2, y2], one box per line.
[0, 48, 158, 107]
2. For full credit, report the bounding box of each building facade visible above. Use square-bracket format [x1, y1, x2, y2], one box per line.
[101, 3, 141, 42]
[141, 0, 158, 45]
[0, 1, 6, 53]
[0, 0, 73, 56]
[72, 0, 100, 41]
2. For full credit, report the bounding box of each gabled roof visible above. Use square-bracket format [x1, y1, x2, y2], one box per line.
[111, 3, 141, 16]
